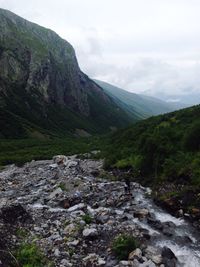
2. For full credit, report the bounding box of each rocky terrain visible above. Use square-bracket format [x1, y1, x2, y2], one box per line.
[0, 155, 200, 267]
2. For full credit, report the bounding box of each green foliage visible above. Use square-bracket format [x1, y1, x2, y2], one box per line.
[0, 137, 102, 166]
[104, 105, 200, 187]
[114, 155, 143, 170]
[58, 182, 68, 191]
[82, 214, 93, 224]
[112, 234, 138, 260]
[16, 228, 28, 238]
[15, 243, 48, 267]
[183, 122, 200, 151]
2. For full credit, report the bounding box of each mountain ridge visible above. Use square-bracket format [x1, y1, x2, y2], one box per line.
[0, 8, 133, 138]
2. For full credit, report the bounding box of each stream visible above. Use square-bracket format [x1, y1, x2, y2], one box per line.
[129, 183, 200, 267]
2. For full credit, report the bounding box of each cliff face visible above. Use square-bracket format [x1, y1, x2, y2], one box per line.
[0, 9, 132, 138]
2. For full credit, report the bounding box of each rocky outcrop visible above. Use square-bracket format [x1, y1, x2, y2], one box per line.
[0, 8, 132, 138]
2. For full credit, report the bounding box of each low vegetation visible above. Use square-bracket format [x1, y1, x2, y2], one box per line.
[104, 105, 200, 186]
[14, 242, 50, 267]
[82, 214, 93, 224]
[103, 105, 200, 216]
[112, 234, 138, 260]
[0, 136, 104, 167]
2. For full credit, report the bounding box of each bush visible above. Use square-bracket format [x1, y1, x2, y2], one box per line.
[15, 243, 48, 267]
[82, 214, 93, 224]
[183, 122, 200, 151]
[112, 234, 138, 260]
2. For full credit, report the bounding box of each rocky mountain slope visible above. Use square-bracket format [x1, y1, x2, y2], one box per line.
[0, 155, 200, 266]
[0, 9, 132, 138]
[94, 80, 185, 118]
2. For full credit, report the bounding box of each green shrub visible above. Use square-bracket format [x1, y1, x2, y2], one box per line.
[112, 234, 138, 260]
[15, 243, 48, 267]
[58, 182, 68, 191]
[183, 122, 200, 151]
[82, 214, 93, 224]
[114, 154, 143, 170]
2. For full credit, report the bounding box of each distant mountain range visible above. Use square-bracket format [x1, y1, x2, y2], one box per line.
[94, 80, 185, 119]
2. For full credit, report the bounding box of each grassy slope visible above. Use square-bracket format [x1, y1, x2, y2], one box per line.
[0, 136, 104, 166]
[103, 105, 200, 215]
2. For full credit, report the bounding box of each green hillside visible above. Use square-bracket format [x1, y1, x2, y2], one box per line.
[104, 105, 200, 216]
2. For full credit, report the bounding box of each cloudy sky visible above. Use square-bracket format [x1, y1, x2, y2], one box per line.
[0, 0, 200, 101]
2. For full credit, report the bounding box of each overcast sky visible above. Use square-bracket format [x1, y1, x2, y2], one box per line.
[0, 0, 200, 101]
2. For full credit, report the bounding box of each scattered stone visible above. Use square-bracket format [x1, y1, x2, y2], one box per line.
[48, 188, 63, 199]
[0, 155, 194, 267]
[83, 253, 105, 266]
[60, 259, 73, 266]
[68, 203, 85, 212]
[82, 228, 98, 239]
[129, 248, 142, 260]
[161, 246, 177, 267]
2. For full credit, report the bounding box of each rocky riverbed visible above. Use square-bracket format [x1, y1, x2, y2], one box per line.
[0, 155, 200, 267]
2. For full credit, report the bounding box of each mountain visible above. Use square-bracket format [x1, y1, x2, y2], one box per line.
[94, 80, 184, 118]
[0, 9, 133, 139]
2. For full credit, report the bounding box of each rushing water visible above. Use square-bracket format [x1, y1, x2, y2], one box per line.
[130, 183, 200, 267]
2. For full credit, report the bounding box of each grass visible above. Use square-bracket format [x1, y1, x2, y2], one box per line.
[14, 243, 51, 267]
[82, 214, 93, 224]
[58, 182, 68, 191]
[112, 234, 138, 260]
[0, 136, 103, 167]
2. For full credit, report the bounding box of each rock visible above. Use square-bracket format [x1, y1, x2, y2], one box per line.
[178, 209, 183, 216]
[83, 253, 105, 266]
[65, 160, 78, 169]
[115, 209, 124, 216]
[118, 261, 130, 266]
[140, 260, 156, 267]
[147, 214, 163, 230]
[162, 222, 175, 237]
[161, 246, 177, 267]
[49, 163, 58, 169]
[48, 188, 63, 200]
[54, 248, 60, 257]
[0, 198, 8, 209]
[134, 209, 149, 219]
[59, 199, 70, 209]
[67, 239, 79, 246]
[96, 215, 109, 224]
[128, 248, 142, 260]
[64, 223, 77, 235]
[68, 203, 85, 212]
[1, 203, 31, 224]
[60, 259, 73, 266]
[53, 155, 68, 165]
[145, 246, 162, 265]
[82, 228, 98, 239]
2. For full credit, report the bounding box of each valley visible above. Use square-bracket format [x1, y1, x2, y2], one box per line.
[0, 6, 200, 267]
